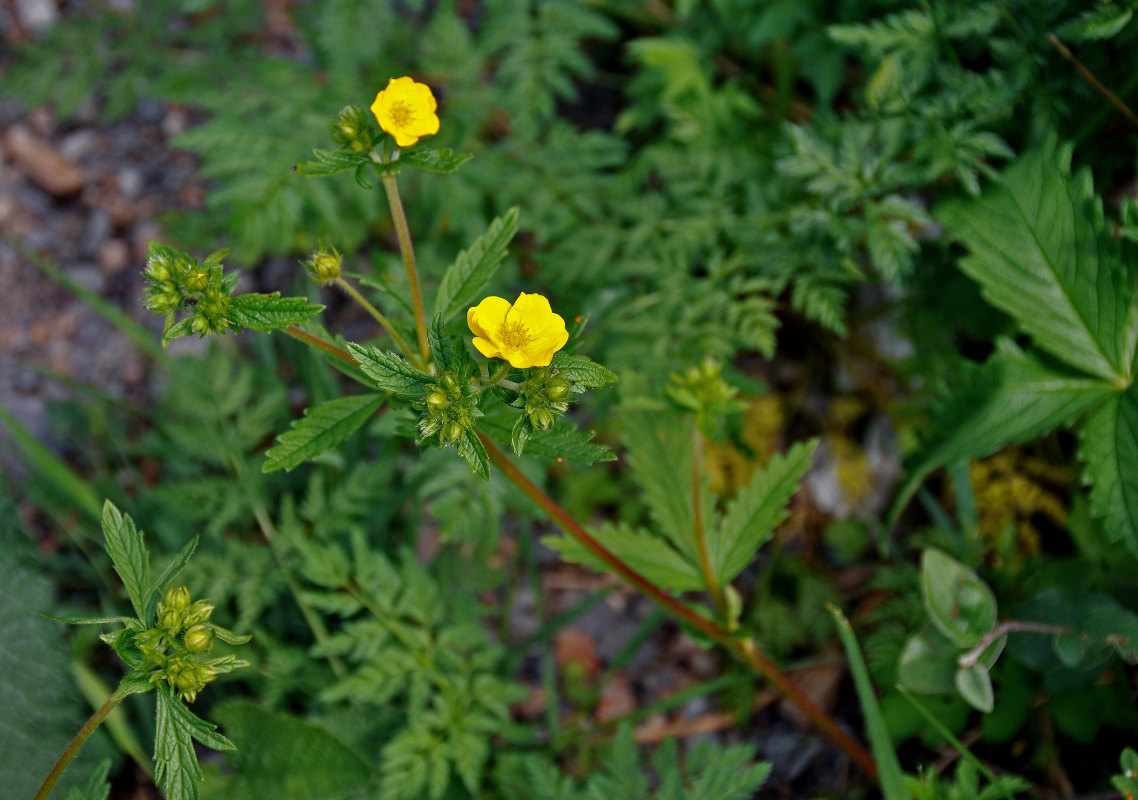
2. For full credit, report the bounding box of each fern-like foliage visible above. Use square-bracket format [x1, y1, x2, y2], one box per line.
[298, 534, 529, 800]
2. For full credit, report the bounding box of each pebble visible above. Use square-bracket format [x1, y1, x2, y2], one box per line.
[69, 263, 106, 294]
[59, 130, 97, 162]
[82, 208, 111, 257]
[117, 166, 143, 199]
[15, 0, 58, 32]
[97, 238, 131, 277]
[2, 124, 85, 197]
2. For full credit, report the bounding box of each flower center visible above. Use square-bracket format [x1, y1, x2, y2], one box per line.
[499, 320, 534, 350]
[388, 101, 414, 128]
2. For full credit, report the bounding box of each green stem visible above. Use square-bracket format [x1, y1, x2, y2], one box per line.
[691, 426, 727, 621]
[34, 691, 123, 800]
[270, 323, 880, 781]
[477, 431, 879, 780]
[334, 277, 421, 368]
[381, 173, 431, 369]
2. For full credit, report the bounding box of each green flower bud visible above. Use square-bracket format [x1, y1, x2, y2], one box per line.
[304, 246, 342, 283]
[183, 625, 215, 654]
[158, 608, 184, 636]
[165, 585, 192, 613]
[418, 416, 442, 438]
[185, 599, 215, 627]
[442, 420, 466, 444]
[546, 377, 571, 401]
[441, 373, 460, 393]
[426, 390, 449, 413]
[530, 408, 556, 431]
[185, 269, 209, 292]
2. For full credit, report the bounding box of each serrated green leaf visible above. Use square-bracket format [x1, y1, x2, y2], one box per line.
[542, 522, 704, 592]
[711, 439, 817, 583]
[295, 148, 370, 176]
[936, 139, 1138, 383]
[401, 148, 473, 173]
[101, 500, 150, 623]
[203, 703, 372, 800]
[205, 623, 253, 646]
[459, 430, 491, 480]
[1078, 383, 1138, 552]
[146, 535, 200, 623]
[921, 548, 997, 648]
[550, 352, 619, 389]
[889, 341, 1114, 531]
[427, 315, 479, 380]
[228, 293, 324, 333]
[481, 417, 615, 465]
[263, 393, 384, 472]
[347, 344, 433, 397]
[155, 684, 234, 800]
[434, 207, 519, 322]
[162, 316, 195, 348]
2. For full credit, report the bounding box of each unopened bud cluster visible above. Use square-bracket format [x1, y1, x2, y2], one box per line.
[515, 367, 572, 431]
[138, 584, 229, 702]
[666, 357, 746, 436]
[303, 245, 342, 283]
[417, 371, 481, 446]
[142, 243, 236, 339]
[332, 105, 378, 154]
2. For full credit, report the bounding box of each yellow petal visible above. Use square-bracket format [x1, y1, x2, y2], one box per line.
[468, 295, 512, 340]
[507, 292, 554, 326]
[472, 336, 503, 360]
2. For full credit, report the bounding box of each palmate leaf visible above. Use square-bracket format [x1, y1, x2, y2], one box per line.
[889, 341, 1115, 530]
[101, 500, 150, 623]
[434, 207, 520, 323]
[228, 293, 324, 333]
[710, 439, 818, 583]
[482, 416, 615, 465]
[401, 148, 473, 174]
[295, 147, 370, 177]
[263, 393, 385, 472]
[1079, 383, 1138, 550]
[936, 138, 1138, 383]
[550, 352, 619, 389]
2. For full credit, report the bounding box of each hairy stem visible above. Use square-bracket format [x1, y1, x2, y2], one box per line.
[34, 691, 123, 800]
[477, 431, 879, 779]
[334, 277, 421, 368]
[691, 426, 727, 620]
[274, 317, 879, 779]
[381, 173, 431, 369]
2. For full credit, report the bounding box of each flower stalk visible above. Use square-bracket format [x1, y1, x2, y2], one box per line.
[334, 276, 420, 368]
[691, 426, 728, 622]
[34, 691, 124, 800]
[381, 173, 431, 369]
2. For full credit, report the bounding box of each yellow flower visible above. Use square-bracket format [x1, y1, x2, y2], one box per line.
[370, 76, 440, 148]
[468, 293, 569, 369]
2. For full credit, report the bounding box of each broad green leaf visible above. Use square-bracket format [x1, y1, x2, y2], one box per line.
[202, 703, 372, 800]
[146, 535, 200, 623]
[897, 630, 958, 694]
[1, 504, 107, 797]
[347, 344, 433, 397]
[295, 148, 369, 176]
[955, 664, 994, 713]
[920, 549, 997, 648]
[44, 614, 137, 626]
[889, 341, 1114, 531]
[829, 606, 908, 800]
[263, 393, 384, 472]
[228, 293, 324, 332]
[102, 500, 150, 622]
[550, 352, 619, 389]
[155, 685, 235, 800]
[401, 148, 473, 173]
[434, 207, 519, 323]
[482, 416, 615, 465]
[459, 430, 491, 480]
[1078, 383, 1138, 552]
[711, 439, 817, 583]
[936, 139, 1138, 382]
[543, 522, 705, 592]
